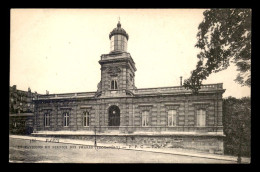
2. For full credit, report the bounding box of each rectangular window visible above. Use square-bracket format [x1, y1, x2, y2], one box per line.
[83, 112, 90, 127]
[111, 41, 115, 51]
[44, 113, 50, 127]
[168, 110, 177, 126]
[118, 35, 122, 41]
[142, 111, 149, 127]
[196, 109, 206, 126]
[64, 113, 69, 127]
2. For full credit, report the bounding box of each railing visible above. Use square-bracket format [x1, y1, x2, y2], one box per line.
[132, 83, 223, 94]
[120, 126, 224, 133]
[36, 83, 223, 100]
[38, 92, 96, 100]
[201, 83, 223, 89]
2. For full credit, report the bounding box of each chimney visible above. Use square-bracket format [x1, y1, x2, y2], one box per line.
[180, 76, 183, 86]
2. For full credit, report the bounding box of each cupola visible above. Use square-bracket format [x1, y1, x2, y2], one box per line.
[109, 21, 129, 53]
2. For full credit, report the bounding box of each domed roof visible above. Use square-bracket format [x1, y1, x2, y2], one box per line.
[109, 21, 129, 40]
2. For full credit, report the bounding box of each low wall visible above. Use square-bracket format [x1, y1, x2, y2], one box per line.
[32, 134, 224, 154]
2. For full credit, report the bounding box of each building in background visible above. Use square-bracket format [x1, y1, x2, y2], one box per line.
[26, 21, 225, 154]
[9, 85, 39, 134]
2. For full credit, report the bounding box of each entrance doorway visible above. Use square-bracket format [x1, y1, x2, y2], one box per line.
[108, 105, 120, 126]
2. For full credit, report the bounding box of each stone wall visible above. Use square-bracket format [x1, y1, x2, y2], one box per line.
[34, 134, 224, 154]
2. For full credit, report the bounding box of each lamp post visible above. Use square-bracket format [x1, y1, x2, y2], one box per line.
[94, 125, 97, 148]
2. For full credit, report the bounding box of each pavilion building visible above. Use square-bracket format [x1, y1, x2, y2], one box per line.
[32, 21, 226, 154]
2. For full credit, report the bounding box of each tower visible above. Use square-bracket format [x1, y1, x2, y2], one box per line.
[97, 21, 137, 97]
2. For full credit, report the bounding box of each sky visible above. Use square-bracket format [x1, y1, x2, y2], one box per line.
[10, 9, 251, 98]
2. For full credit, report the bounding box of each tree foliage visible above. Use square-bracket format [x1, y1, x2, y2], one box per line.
[184, 9, 251, 93]
[223, 96, 251, 157]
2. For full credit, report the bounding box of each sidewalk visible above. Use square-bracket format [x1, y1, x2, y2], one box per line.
[9, 135, 250, 164]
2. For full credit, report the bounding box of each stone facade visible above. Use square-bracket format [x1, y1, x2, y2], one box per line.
[34, 88, 224, 132]
[32, 21, 226, 154]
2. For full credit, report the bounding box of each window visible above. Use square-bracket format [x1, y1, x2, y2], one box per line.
[110, 35, 127, 52]
[142, 111, 149, 126]
[196, 109, 206, 126]
[168, 110, 177, 126]
[44, 113, 50, 127]
[111, 80, 118, 90]
[83, 111, 90, 127]
[64, 112, 69, 127]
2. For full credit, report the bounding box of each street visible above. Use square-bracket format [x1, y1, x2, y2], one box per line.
[9, 137, 236, 163]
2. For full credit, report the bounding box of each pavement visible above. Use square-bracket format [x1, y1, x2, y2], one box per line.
[9, 135, 250, 164]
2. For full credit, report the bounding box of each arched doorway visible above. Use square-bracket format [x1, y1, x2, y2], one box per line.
[108, 105, 120, 126]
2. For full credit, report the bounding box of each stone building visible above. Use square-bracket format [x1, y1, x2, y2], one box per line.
[33, 21, 226, 154]
[9, 85, 39, 134]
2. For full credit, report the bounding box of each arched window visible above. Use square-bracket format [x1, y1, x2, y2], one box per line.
[111, 80, 118, 90]
[142, 111, 149, 127]
[83, 111, 90, 127]
[168, 110, 177, 126]
[196, 109, 206, 126]
[64, 112, 69, 127]
[44, 113, 50, 127]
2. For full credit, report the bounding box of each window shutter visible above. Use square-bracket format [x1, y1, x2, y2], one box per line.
[202, 110, 206, 126]
[87, 112, 90, 126]
[63, 113, 65, 126]
[196, 110, 200, 126]
[67, 114, 69, 126]
[83, 112, 85, 126]
[49, 114, 50, 126]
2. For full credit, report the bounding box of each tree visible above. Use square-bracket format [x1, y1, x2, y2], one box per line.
[222, 96, 251, 157]
[184, 9, 251, 93]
